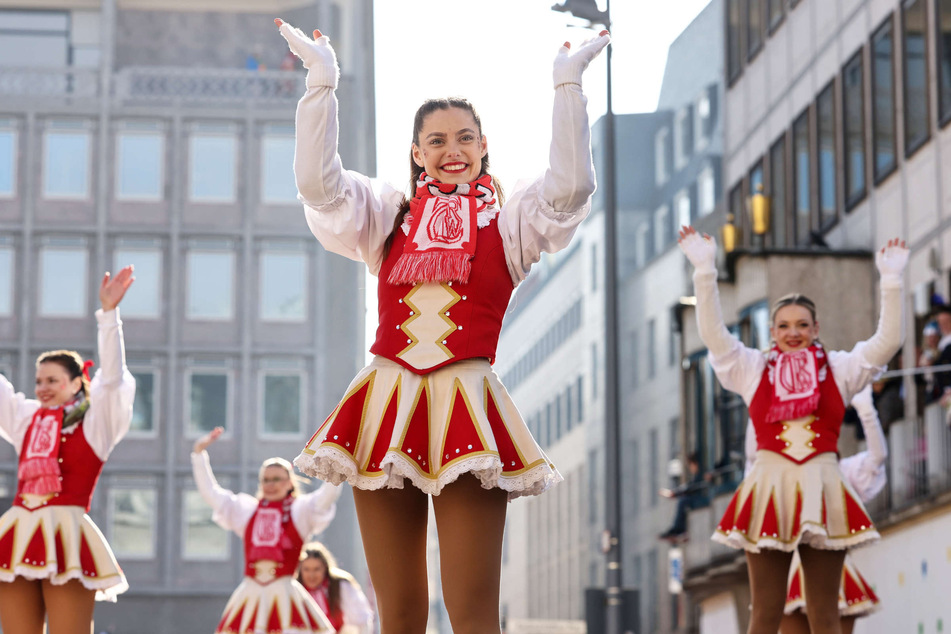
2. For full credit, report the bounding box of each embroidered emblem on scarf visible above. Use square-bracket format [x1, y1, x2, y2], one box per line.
[247, 496, 294, 563]
[387, 172, 496, 285]
[765, 343, 827, 423]
[19, 410, 64, 495]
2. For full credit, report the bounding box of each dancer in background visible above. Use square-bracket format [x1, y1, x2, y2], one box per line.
[678, 226, 906, 634]
[0, 267, 136, 634]
[277, 18, 608, 634]
[192, 426, 340, 634]
[298, 542, 373, 634]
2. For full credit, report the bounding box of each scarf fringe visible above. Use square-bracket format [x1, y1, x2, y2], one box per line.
[18, 457, 63, 495]
[388, 251, 473, 286]
[765, 391, 821, 424]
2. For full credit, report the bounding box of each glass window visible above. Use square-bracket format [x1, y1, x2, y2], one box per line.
[872, 18, 897, 180]
[259, 250, 306, 322]
[130, 369, 156, 434]
[647, 319, 656, 380]
[654, 127, 669, 186]
[183, 488, 229, 560]
[843, 51, 866, 207]
[188, 129, 236, 202]
[729, 183, 744, 245]
[0, 123, 15, 197]
[937, 0, 951, 123]
[653, 205, 670, 254]
[817, 83, 837, 229]
[902, 0, 930, 154]
[0, 11, 68, 68]
[114, 247, 162, 318]
[261, 127, 297, 203]
[116, 125, 163, 200]
[39, 246, 87, 317]
[261, 373, 302, 435]
[674, 189, 692, 228]
[728, 0, 744, 82]
[698, 167, 715, 217]
[576, 375, 584, 422]
[750, 161, 764, 196]
[188, 371, 229, 435]
[694, 91, 712, 152]
[748, 0, 764, 59]
[769, 136, 787, 248]
[187, 250, 234, 320]
[792, 110, 812, 245]
[768, 0, 784, 31]
[43, 122, 90, 199]
[0, 246, 12, 316]
[674, 107, 693, 169]
[635, 222, 650, 268]
[109, 488, 156, 559]
[649, 428, 659, 507]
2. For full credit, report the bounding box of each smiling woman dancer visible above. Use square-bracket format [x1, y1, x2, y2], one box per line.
[191, 427, 340, 634]
[678, 226, 907, 634]
[276, 18, 609, 634]
[0, 267, 136, 634]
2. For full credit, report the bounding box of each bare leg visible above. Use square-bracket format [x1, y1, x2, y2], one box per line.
[431, 475, 508, 634]
[840, 615, 857, 634]
[746, 549, 794, 634]
[42, 579, 94, 634]
[353, 486, 430, 634]
[0, 577, 46, 634]
[799, 546, 845, 634]
[780, 611, 812, 634]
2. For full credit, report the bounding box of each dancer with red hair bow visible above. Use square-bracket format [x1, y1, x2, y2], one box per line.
[678, 226, 907, 634]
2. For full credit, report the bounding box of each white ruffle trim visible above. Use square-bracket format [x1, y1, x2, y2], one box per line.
[712, 523, 879, 554]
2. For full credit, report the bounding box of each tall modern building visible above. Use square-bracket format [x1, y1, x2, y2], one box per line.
[0, 2, 375, 632]
[681, 0, 951, 631]
[496, 2, 724, 633]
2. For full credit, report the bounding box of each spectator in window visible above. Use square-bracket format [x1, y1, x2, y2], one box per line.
[298, 541, 374, 634]
[0, 267, 136, 633]
[916, 322, 940, 404]
[191, 427, 341, 634]
[931, 305, 951, 399]
[658, 452, 709, 541]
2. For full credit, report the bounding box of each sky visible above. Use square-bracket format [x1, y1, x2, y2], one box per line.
[372, 0, 713, 193]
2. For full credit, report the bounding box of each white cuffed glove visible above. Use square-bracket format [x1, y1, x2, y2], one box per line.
[875, 239, 908, 288]
[553, 32, 611, 89]
[678, 229, 717, 274]
[278, 21, 339, 89]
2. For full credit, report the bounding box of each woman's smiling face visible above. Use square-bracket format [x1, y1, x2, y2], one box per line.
[411, 107, 487, 184]
[770, 304, 819, 352]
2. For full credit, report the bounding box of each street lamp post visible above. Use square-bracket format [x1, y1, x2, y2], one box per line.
[550, 2, 623, 633]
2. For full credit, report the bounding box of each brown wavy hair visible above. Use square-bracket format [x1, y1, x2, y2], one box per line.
[36, 350, 90, 396]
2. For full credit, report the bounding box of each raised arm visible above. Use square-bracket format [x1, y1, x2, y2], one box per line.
[190, 427, 258, 533]
[838, 385, 887, 502]
[857, 239, 908, 367]
[0, 374, 39, 453]
[278, 20, 400, 272]
[340, 578, 375, 632]
[292, 480, 341, 538]
[499, 33, 610, 284]
[85, 266, 137, 460]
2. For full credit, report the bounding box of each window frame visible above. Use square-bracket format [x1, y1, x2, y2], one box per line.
[187, 125, 238, 204]
[0, 120, 17, 199]
[114, 244, 163, 320]
[257, 369, 307, 438]
[184, 367, 234, 438]
[936, 0, 951, 126]
[38, 242, 88, 317]
[816, 80, 839, 232]
[258, 247, 309, 323]
[902, 0, 931, 158]
[106, 484, 158, 560]
[180, 485, 232, 561]
[260, 125, 299, 205]
[842, 48, 868, 211]
[767, 133, 789, 248]
[127, 365, 160, 438]
[42, 121, 92, 200]
[186, 248, 236, 322]
[792, 107, 814, 246]
[114, 123, 165, 202]
[727, 0, 746, 85]
[747, 0, 765, 61]
[871, 14, 899, 184]
[0, 241, 14, 317]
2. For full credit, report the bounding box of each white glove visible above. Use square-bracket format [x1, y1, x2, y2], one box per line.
[553, 32, 611, 89]
[278, 21, 339, 89]
[875, 238, 908, 286]
[678, 228, 717, 274]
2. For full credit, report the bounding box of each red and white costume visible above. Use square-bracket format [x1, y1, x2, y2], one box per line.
[305, 576, 373, 634]
[0, 309, 135, 601]
[687, 244, 903, 552]
[191, 451, 339, 634]
[288, 31, 598, 499]
[781, 384, 885, 617]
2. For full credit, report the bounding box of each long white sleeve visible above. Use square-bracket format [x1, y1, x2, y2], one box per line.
[838, 385, 887, 502]
[291, 481, 341, 539]
[83, 308, 136, 460]
[340, 578, 374, 633]
[498, 81, 596, 285]
[294, 84, 403, 275]
[854, 277, 904, 368]
[190, 450, 258, 534]
[0, 374, 40, 454]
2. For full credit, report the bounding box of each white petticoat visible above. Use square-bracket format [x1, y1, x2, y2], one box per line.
[785, 550, 881, 617]
[295, 356, 562, 500]
[215, 576, 333, 634]
[0, 505, 128, 601]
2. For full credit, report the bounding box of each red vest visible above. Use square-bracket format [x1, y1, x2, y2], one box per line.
[243, 498, 304, 582]
[370, 216, 514, 374]
[748, 361, 845, 464]
[14, 420, 104, 513]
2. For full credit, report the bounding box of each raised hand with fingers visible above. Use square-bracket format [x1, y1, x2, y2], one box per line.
[275, 18, 338, 89]
[677, 225, 717, 274]
[100, 265, 135, 312]
[875, 237, 909, 284]
[193, 426, 224, 454]
[553, 30, 611, 88]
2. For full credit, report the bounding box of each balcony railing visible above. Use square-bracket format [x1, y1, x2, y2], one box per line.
[0, 65, 308, 108]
